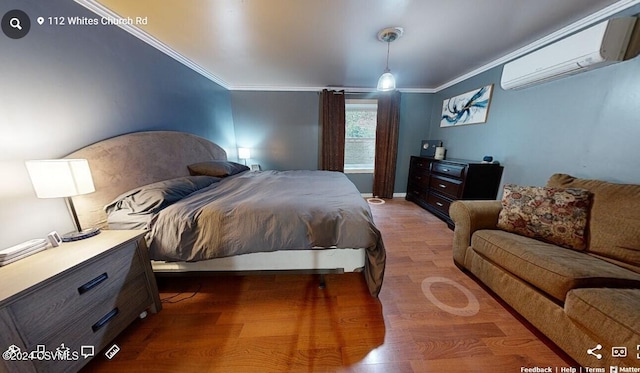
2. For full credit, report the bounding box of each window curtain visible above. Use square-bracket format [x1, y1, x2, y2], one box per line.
[373, 91, 401, 198]
[319, 89, 345, 171]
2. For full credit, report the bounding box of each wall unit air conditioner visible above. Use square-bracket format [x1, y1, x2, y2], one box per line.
[501, 17, 640, 90]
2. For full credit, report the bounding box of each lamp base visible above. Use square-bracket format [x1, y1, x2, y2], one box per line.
[62, 227, 101, 242]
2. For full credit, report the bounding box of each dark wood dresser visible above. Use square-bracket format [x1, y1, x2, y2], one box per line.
[406, 156, 504, 228]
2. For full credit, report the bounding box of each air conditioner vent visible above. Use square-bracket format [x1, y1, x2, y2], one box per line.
[501, 17, 640, 90]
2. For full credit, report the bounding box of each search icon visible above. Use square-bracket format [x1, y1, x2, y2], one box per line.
[2, 10, 31, 39]
[9, 17, 22, 30]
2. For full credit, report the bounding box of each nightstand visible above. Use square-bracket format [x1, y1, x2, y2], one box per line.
[0, 230, 161, 373]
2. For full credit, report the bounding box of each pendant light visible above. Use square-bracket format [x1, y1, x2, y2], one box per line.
[376, 27, 403, 91]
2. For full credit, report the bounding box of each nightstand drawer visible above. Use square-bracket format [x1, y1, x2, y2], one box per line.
[429, 176, 462, 199]
[9, 240, 144, 346]
[31, 274, 152, 373]
[0, 231, 161, 373]
[431, 162, 465, 179]
[427, 193, 452, 215]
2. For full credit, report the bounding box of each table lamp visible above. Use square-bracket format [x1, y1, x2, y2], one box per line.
[238, 147, 251, 165]
[25, 159, 100, 242]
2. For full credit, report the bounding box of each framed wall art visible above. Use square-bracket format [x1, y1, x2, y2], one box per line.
[440, 84, 494, 127]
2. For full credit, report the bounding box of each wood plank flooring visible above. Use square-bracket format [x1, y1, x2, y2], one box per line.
[81, 199, 574, 372]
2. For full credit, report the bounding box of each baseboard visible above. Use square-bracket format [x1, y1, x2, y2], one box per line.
[361, 193, 406, 198]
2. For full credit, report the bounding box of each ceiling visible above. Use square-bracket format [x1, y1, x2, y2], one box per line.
[84, 0, 632, 92]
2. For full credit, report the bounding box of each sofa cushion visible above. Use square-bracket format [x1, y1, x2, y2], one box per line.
[497, 184, 592, 250]
[565, 288, 640, 346]
[547, 174, 640, 268]
[471, 230, 640, 302]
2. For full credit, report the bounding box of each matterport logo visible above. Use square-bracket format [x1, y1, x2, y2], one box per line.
[2, 343, 84, 361]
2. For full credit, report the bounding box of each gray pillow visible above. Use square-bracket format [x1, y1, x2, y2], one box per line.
[105, 175, 220, 215]
[188, 161, 250, 177]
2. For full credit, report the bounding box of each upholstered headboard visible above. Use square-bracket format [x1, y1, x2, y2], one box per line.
[65, 131, 227, 229]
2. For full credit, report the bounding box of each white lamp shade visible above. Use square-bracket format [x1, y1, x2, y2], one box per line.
[26, 159, 95, 198]
[238, 147, 251, 160]
[377, 71, 396, 91]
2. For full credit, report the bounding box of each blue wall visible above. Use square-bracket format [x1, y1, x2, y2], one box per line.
[231, 91, 320, 171]
[0, 0, 235, 247]
[427, 4, 640, 188]
[231, 45, 640, 198]
[428, 54, 640, 187]
[231, 91, 433, 193]
[398, 93, 435, 190]
[3, 0, 638, 249]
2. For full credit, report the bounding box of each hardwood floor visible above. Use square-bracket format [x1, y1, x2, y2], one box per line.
[82, 199, 574, 372]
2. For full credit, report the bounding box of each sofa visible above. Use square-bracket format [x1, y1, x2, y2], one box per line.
[449, 173, 640, 368]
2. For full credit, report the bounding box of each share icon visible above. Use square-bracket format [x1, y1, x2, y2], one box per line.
[587, 344, 603, 360]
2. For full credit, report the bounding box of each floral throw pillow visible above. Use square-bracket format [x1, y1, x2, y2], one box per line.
[497, 184, 592, 250]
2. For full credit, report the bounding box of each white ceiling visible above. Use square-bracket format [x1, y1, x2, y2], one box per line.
[81, 0, 635, 92]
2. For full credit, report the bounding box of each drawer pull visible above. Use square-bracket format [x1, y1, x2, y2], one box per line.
[442, 168, 449, 172]
[436, 202, 444, 207]
[92, 308, 119, 332]
[78, 273, 108, 295]
[438, 184, 446, 188]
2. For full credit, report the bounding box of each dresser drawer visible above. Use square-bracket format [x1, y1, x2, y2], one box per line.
[407, 182, 427, 201]
[429, 176, 462, 199]
[431, 162, 465, 179]
[409, 169, 430, 189]
[407, 156, 504, 229]
[427, 193, 452, 216]
[9, 240, 144, 346]
[410, 157, 431, 172]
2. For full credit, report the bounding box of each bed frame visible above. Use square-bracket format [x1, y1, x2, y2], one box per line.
[65, 131, 365, 276]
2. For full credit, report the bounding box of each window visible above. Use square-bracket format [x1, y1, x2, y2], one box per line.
[344, 99, 377, 173]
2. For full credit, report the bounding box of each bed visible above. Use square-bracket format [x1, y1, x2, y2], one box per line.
[65, 131, 385, 296]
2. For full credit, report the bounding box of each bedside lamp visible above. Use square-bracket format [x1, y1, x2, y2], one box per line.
[238, 147, 251, 165]
[25, 159, 100, 242]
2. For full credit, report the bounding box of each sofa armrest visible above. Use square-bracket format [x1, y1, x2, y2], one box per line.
[449, 200, 503, 267]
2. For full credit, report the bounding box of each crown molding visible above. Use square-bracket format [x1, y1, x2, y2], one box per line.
[399, 87, 438, 94]
[229, 85, 436, 93]
[74, 0, 230, 89]
[434, 0, 640, 92]
[75, 0, 639, 94]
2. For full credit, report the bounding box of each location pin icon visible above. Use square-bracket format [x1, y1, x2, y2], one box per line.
[37, 17, 44, 25]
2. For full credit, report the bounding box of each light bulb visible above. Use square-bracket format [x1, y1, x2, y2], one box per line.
[377, 71, 396, 91]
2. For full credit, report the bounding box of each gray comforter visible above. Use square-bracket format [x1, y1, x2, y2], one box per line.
[147, 170, 386, 296]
